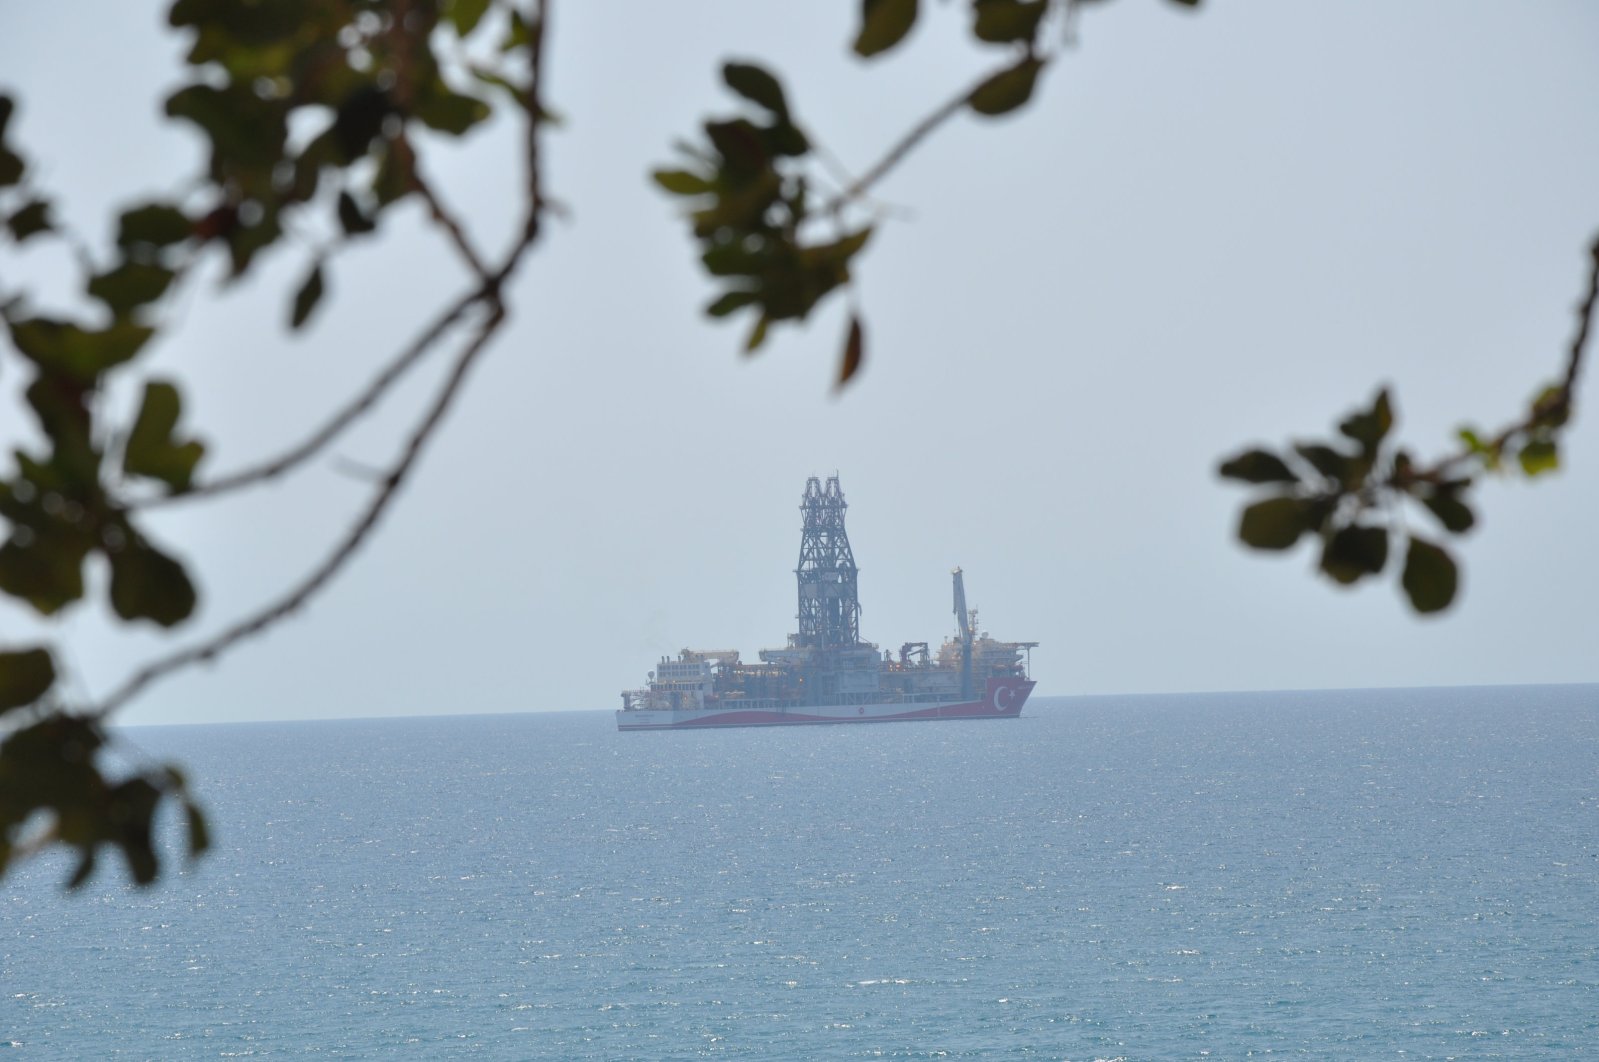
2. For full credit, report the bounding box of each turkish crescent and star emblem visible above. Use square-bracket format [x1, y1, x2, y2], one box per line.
[994, 684, 1015, 711]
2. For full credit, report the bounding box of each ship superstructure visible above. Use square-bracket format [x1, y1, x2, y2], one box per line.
[617, 475, 1037, 731]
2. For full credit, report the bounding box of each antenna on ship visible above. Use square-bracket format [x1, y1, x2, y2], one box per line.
[795, 475, 861, 648]
[952, 567, 974, 700]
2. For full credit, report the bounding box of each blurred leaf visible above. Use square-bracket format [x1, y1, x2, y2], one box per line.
[6, 318, 153, 382]
[837, 313, 865, 389]
[1218, 448, 1296, 484]
[706, 290, 758, 318]
[123, 381, 205, 491]
[1401, 536, 1458, 613]
[290, 261, 325, 330]
[1337, 387, 1394, 454]
[1292, 443, 1348, 482]
[745, 314, 770, 353]
[1530, 384, 1570, 428]
[106, 777, 162, 885]
[332, 85, 391, 162]
[117, 203, 193, 251]
[6, 199, 52, 242]
[184, 799, 211, 858]
[0, 147, 21, 188]
[652, 169, 715, 196]
[1320, 524, 1389, 585]
[972, 0, 1048, 44]
[969, 57, 1045, 117]
[1518, 438, 1558, 476]
[1238, 496, 1314, 551]
[415, 90, 491, 136]
[854, 0, 919, 58]
[0, 647, 55, 713]
[0, 519, 92, 616]
[1421, 491, 1475, 533]
[88, 262, 175, 317]
[446, 0, 493, 36]
[108, 536, 197, 627]
[722, 62, 788, 118]
[165, 83, 288, 171]
[336, 191, 377, 236]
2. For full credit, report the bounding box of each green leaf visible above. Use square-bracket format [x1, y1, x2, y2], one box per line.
[1337, 387, 1394, 454]
[117, 203, 193, 250]
[123, 381, 205, 491]
[854, 0, 919, 58]
[0, 647, 55, 713]
[722, 62, 788, 118]
[1319, 524, 1389, 585]
[0, 531, 92, 616]
[290, 261, 325, 330]
[837, 313, 865, 390]
[1518, 438, 1558, 477]
[184, 799, 212, 858]
[1420, 491, 1475, 534]
[0, 147, 22, 189]
[415, 90, 491, 136]
[745, 314, 770, 353]
[1218, 448, 1296, 484]
[5, 318, 154, 382]
[108, 536, 198, 627]
[652, 169, 716, 196]
[973, 0, 1048, 44]
[88, 262, 175, 317]
[6, 199, 52, 242]
[969, 57, 1046, 117]
[1401, 536, 1458, 614]
[336, 191, 377, 236]
[332, 85, 391, 162]
[1238, 496, 1314, 551]
[706, 290, 758, 318]
[1292, 443, 1349, 482]
[446, 0, 493, 36]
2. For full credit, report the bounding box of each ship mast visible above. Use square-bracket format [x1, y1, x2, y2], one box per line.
[794, 475, 861, 648]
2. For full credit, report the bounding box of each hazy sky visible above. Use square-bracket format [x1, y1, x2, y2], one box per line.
[3, 3, 1597, 726]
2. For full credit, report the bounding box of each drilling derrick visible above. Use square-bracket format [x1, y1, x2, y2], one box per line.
[794, 475, 861, 648]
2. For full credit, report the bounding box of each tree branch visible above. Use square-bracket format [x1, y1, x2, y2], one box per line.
[1419, 231, 1599, 482]
[93, 299, 507, 719]
[827, 72, 987, 210]
[132, 287, 482, 509]
[403, 138, 491, 281]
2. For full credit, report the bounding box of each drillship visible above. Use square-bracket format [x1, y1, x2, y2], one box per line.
[617, 475, 1037, 731]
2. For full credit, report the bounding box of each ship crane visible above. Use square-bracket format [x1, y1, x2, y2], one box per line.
[953, 567, 974, 700]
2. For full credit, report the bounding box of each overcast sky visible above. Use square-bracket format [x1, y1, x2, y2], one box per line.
[3, 2, 1597, 726]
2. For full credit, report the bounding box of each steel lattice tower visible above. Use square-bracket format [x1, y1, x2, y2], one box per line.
[795, 475, 861, 647]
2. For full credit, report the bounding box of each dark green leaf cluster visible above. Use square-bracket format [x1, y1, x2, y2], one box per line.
[1, 1, 535, 888]
[0, 711, 208, 889]
[659, 1, 1204, 383]
[654, 62, 874, 371]
[1219, 389, 1470, 613]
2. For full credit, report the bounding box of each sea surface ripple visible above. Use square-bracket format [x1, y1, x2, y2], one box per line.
[3, 685, 1596, 1058]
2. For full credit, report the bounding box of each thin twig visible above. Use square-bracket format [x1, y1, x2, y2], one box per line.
[828, 75, 982, 209]
[133, 288, 480, 509]
[405, 139, 491, 281]
[1421, 232, 1599, 481]
[93, 301, 507, 719]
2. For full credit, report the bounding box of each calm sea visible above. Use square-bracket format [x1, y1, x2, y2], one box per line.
[3, 685, 1596, 1059]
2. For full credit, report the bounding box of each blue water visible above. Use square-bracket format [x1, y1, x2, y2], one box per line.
[3, 685, 1597, 1058]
